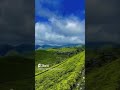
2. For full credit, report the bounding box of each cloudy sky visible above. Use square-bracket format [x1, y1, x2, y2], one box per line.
[35, 0, 85, 46]
[86, 0, 120, 44]
[0, 0, 34, 45]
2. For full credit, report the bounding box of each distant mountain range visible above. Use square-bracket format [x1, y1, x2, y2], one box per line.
[1, 42, 119, 56]
[0, 44, 83, 56]
[35, 44, 82, 50]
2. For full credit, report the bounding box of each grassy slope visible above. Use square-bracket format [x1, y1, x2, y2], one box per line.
[35, 50, 70, 65]
[86, 59, 120, 90]
[35, 46, 83, 65]
[35, 51, 85, 90]
[35, 47, 82, 74]
[35, 50, 73, 74]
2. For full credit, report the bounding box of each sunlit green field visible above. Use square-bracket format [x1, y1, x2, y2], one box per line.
[35, 46, 85, 90]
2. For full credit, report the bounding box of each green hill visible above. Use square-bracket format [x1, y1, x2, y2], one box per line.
[86, 59, 120, 90]
[35, 46, 84, 74]
[35, 50, 73, 74]
[35, 51, 85, 90]
[86, 47, 120, 90]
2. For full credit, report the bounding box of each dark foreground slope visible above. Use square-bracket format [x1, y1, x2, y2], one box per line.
[86, 58, 120, 90]
[0, 55, 34, 90]
[86, 46, 120, 90]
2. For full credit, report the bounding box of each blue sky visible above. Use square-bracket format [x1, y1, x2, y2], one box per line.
[35, 0, 85, 46]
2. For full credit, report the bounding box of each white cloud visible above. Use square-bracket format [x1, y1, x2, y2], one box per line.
[35, 0, 85, 46]
[35, 16, 85, 45]
[49, 16, 85, 36]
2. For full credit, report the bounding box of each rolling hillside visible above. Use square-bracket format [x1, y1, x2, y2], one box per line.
[86, 59, 120, 90]
[35, 48, 85, 90]
[35, 46, 84, 74]
[86, 46, 120, 90]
